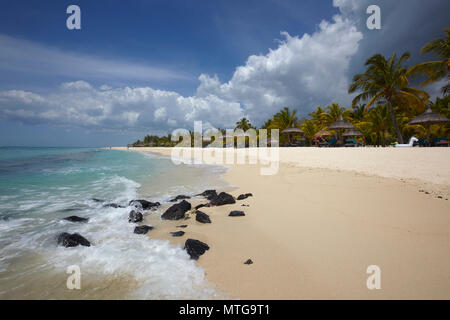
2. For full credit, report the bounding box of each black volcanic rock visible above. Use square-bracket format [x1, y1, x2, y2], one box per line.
[229, 210, 245, 217]
[133, 225, 154, 235]
[197, 190, 217, 200]
[244, 259, 253, 265]
[128, 210, 143, 223]
[237, 193, 253, 200]
[195, 210, 211, 223]
[161, 200, 191, 220]
[103, 203, 125, 208]
[195, 203, 210, 210]
[169, 195, 191, 202]
[63, 216, 89, 223]
[210, 192, 236, 206]
[177, 225, 188, 228]
[184, 239, 209, 260]
[57, 233, 91, 247]
[129, 200, 160, 210]
[170, 231, 185, 237]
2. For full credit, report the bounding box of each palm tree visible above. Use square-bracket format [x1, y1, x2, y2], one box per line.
[351, 104, 366, 122]
[261, 119, 272, 129]
[368, 105, 391, 146]
[308, 106, 327, 128]
[235, 117, 253, 131]
[301, 119, 317, 145]
[349, 52, 429, 143]
[409, 28, 449, 94]
[269, 107, 298, 130]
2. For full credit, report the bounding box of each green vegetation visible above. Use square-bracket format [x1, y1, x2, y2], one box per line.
[131, 29, 449, 147]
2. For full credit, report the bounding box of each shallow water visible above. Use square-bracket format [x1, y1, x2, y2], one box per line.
[0, 147, 228, 299]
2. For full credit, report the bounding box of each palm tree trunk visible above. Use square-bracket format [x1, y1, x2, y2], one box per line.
[387, 101, 404, 144]
[382, 131, 386, 147]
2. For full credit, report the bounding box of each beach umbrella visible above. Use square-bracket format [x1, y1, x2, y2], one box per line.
[343, 128, 363, 137]
[328, 115, 355, 145]
[328, 115, 356, 130]
[314, 129, 332, 138]
[408, 106, 449, 144]
[281, 125, 304, 144]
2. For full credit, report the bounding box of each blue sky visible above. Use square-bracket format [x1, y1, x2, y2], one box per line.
[0, 0, 448, 146]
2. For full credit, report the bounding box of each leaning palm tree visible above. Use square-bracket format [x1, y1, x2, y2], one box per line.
[349, 52, 429, 143]
[409, 28, 449, 94]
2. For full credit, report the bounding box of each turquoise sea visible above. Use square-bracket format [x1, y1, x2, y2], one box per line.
[0, 147, 228, 299]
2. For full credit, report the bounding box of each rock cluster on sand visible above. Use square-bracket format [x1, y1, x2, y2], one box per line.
[129, 199, 160, 210]
[195, 210, 211, 223]
[161, 200, 191, 220]
[210, 192, 236, 206]
[57, 233, 91, 247]
[170, 231, 185, 237]
[134, 225, 154, 235]
[63, 216, 89, 223]
[197, 189, 218, 200]
[195, 203, 210, 210]
[128, 210, 143, 223]
[184, 239, 209, 260]
[103, 203, 125, 208]
[237, 193, 253, 200]
[169, 195, 191, 202]
[229, 210, 245, 217]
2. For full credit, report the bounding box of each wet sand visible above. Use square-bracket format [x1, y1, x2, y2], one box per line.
[114, 147, 450, 299]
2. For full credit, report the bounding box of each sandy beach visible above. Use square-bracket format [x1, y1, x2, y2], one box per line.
[114, 147, 450, 299]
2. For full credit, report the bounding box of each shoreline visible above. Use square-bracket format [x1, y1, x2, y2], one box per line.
[113, 147, 450, 299]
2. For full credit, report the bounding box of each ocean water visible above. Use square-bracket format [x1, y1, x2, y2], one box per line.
[0, 147, 228, 299]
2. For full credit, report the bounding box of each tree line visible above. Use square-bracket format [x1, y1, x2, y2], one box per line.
[132, 28, 449, 147]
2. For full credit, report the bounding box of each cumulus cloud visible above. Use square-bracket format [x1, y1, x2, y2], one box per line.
[0, 82, 244, 134]
[197, 15, 362, 124]
[11, 1, 449, 134]
[0, 12, 364, 134]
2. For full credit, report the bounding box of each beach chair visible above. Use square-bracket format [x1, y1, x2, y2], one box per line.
[344, 139, 358, 147]
[394, 136, 418, 147]
[414, 138, 426, 147]
[322, 138, 337, 147]
[433, 137, 449, 147]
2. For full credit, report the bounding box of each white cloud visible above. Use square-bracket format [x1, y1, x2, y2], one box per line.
[0, 14, 363, 133]
[196, 15, 363, 124]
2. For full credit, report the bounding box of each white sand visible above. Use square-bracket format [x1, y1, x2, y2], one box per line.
[113, 147, 450, 299]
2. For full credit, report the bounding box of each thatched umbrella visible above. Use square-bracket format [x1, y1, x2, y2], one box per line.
[328, 115, 355, 145]
[282, 125, 304, 144]
[409, 106, 449, 144]
[314, 129, 332, 138]
[343, 128, 363, 137]
[328, 115, 355, 130]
